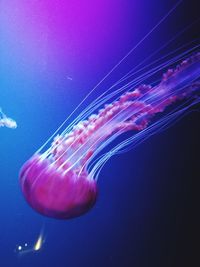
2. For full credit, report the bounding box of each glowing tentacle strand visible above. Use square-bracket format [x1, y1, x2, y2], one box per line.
[52, 53, 200, 170]
[19, 52, 200, 219]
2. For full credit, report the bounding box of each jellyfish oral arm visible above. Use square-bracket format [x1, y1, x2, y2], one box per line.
[19, 52, 200, 220]
[51, 53, 200, 171]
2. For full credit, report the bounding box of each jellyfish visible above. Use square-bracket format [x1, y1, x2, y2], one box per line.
[19, 49, 200, 219]
[0, 108, 17, 129]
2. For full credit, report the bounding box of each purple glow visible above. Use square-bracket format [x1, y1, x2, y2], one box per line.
[0, 1, 140, 76]
[19, 52, 200, 219]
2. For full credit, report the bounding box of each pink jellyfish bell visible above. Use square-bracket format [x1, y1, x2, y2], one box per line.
[19, 52, 200, 219]
[19, 150, 98, 219]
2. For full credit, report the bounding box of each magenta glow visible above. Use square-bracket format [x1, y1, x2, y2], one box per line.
[19, 52, 200, 219]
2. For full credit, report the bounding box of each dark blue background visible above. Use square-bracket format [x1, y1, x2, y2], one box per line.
[0, 1, 199, 266]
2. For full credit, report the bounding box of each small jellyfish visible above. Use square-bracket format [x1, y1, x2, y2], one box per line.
[0, 108, 17, 129]
[19, 51, 200, 219]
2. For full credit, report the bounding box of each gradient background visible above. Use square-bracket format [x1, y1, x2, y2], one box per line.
[0, 1, 199, 266]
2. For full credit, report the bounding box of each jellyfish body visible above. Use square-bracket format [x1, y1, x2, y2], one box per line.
[20, 155, 97, 219]
[19, 52, 200, 219]
[0, 108, 17, 129]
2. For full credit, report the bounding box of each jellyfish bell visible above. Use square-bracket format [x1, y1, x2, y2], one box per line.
[0, 108, 17, 129]
[19, 154, 97, 219]
[2, 117, 17, 129]
[19, 51, 200, 220]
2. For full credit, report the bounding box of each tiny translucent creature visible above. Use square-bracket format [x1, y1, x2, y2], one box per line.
[15, 227, 45, 256]
[0, 108, 17, 129]
[19, 51, 200, 219]
[17, 245, 22, 251]
[67, 76, 73, 81]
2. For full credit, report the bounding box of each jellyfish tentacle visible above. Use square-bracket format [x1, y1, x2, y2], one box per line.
[19, 51, 200, 219]
[52, 53, 199, 174]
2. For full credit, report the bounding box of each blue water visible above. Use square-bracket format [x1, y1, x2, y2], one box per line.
[0, 1, 199, 266]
